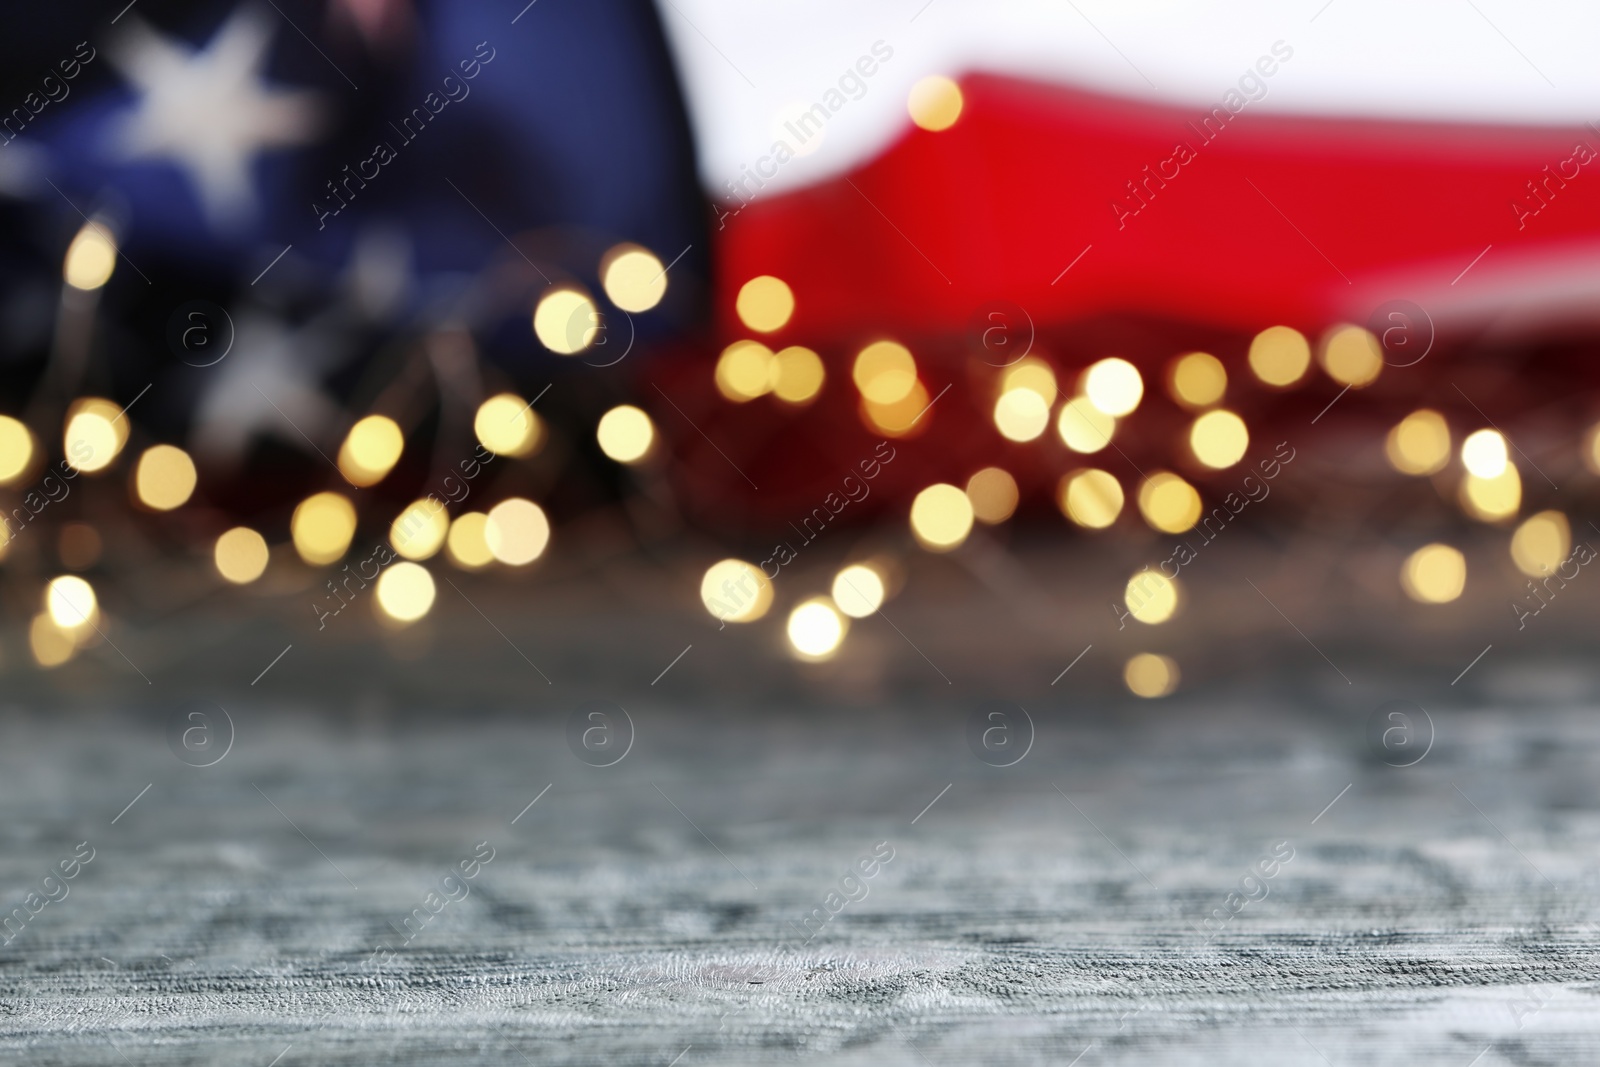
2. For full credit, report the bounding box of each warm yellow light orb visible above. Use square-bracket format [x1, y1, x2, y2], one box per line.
[993, 388, 1050, 442]
[1167, 352, 1226, 409]
[1461, 465, 1521, 523]
[46, 575, 98, 631]
[291, 491, 357, 565]
[485, 498, 550, 566]
[1401, 543, 1466, 604]
[473, 394, 541, 457]
[1385, 409, 1451, 476]
[374, 561, 436, 623]
[1460, 428, 1508, 478]
[966, 467, 1019, 524]
[64, 222, 116, 291]
[1319, 324, 1383, 387]
[1124, 653, 1179, 698]
[1059, 468, 1123, 529]
[910, 483, 974, 551]
[853, 341, 918, 405]
[1189, 409, 1249, 469]
[831, 564, 886, 618]
[0, 416, 34, 485]
[787, 597, 847, 660]
[1056, 396, 1115, 453]
[1083, 357, 1144, 416]
[700, 559, 773, 624]
[861, 379, 931, 438]
[715, 340, 775, 401]
[446, 512, 494, 569]
[1248, 325, 1311, 387]
[134, 444, 197, 510]
[63, 398, 128, 473]
[1137, 472, 1202, 534]
[735, 275, 794, 333]
[390, 498, 450, 561]
[596, 405, 654, 464]
[1002, 359, 1057, 406]
[1510, 510, 1570, 578]
[338, 415, 404, 487]
[771, 346, 825, 403]
[29, 613, 75, 668]
[908, 75, 963, 132]
[1124, 570, 1179, 624]
[533, 286, 600, 354]
[600, 243, 667, 313]
[214, 527, 269, 584]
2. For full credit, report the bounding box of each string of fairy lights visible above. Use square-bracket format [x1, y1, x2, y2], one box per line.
[11, 72, 1594, 696]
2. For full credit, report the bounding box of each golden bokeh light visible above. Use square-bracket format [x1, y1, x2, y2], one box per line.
[1585, 422, 1600, 475]
[596, 404, 654, 463]
[1124, 569, 1179, 624]
[910, 483, 974, 551]
[1510, 510, 1570, 578]
[214, 527, 269, 584]
[861, 379, 931, 438]
[1167, 352, 1226, 409]
[700, 559, 773, 624]
[485, 498, 551, 566]
[1083, 357, 1144, 416]
[63, 398, 128, 473]
[1137, 471, 1202, 534]
[1056, 396, 1115, 453]
[64, 221, 116, 291]
[853, 340, 918, 404]
[446, 512, 494, 570]
[715, 340, 775, 401]
[1319, 324, 1383, 387]
[374, 561, 436, 623]
[735, 275, 794, 333]
[1461, 465, 1521, 523]
[993, 388, 1050, 442]
[533, 286, 600, 354]
[771, 346, 825, 403]
[832, 563, 886, 618]
[133, 444, 197, 510]
[1460, 428, 1508, 478]
[600, 243, 667, 313]
[966, 467, 1019, 524]
[1385, 409, 1451, 476]
[1189, 409, 1249, 469]
[30, 613, 75, 668]
[291, 491, 357, 565]
[338, 415, 404, 487]
[1001, 358, 1057, 406]
[0, 415, 34, 485]
[907, 75, 963, 131]
[787, 597, 848, 660]
[1248, 325, 1311, 387]
[390, 498, 450, 561]
[1059, 468, 1123, 529]
[46, 574, 98, 631]
[1401, 543, 1466, 604]
[1124, 653, 1179, 698]
[473, 394, 542, 457]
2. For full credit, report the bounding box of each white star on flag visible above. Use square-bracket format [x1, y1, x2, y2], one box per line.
[107, 9, 324, 230]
